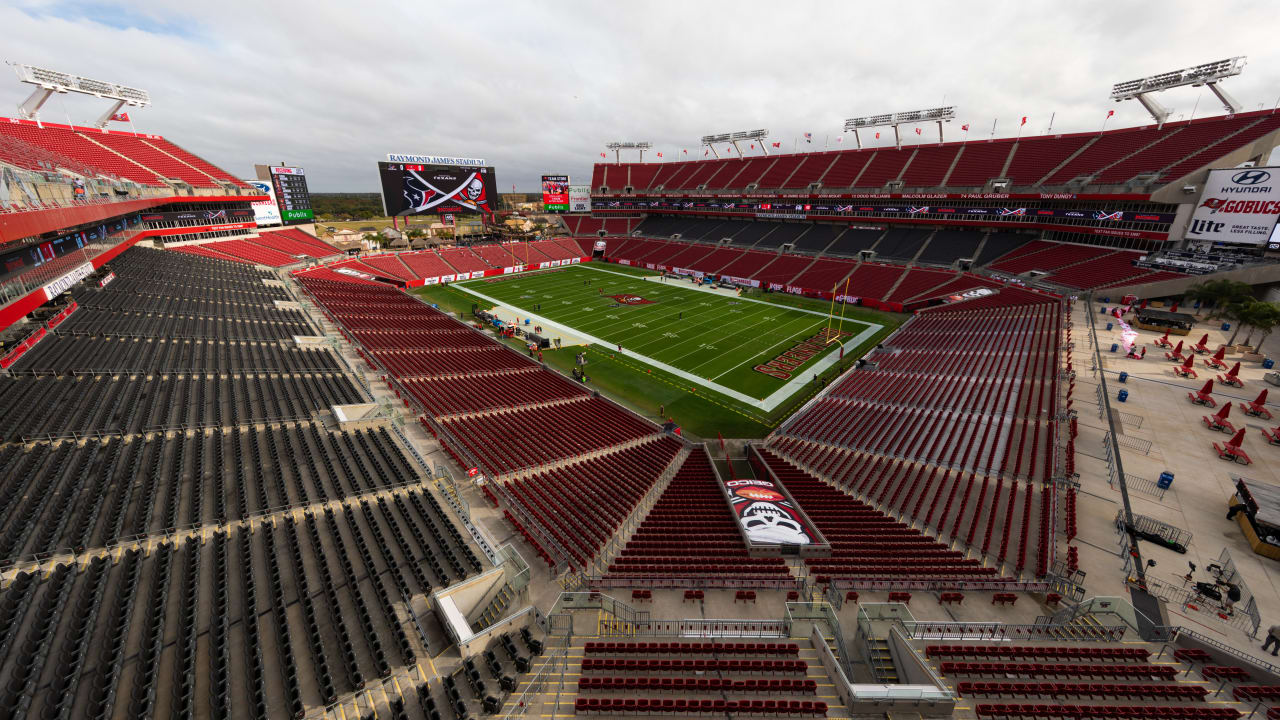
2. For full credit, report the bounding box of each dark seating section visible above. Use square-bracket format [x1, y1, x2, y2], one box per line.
[0, 498, 482, 720]
[916, 230, 985, 266]
[791, 224, 843, 252]
[603, 448, 795, 586]
[769, 287, 1063, 575]
[0, 372, 362, 440]
[825, 229, 882, 257]
[872, 228, 932, 261]
[11, 335, 341, 373]
[973, 232, 1032, 267]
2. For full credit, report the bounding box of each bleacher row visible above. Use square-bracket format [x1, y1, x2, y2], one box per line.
[586, 221, 1183, 292]
[0, 502, 479, 720]
[299, 237, 587, 282]
[171, 227, 342, 266]
[573, 638, 829, 717]
[295, 269, 680, 576]
[0, 243, 491, 719]
[602, 448, 796, 586]
[591, 111, 1280, 192]
[0, 421, 453, 562]
[768, 287, 1065, 576]
[0, 116, 249, 188]
[916, 639, 1269, 720]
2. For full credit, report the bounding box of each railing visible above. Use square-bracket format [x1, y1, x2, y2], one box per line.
[501, 648, 567, 719]
[901, 620, 1127, 642]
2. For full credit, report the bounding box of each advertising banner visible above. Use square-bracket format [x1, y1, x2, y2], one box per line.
[1187, 167, 1280, 246]
[569, 184, 591, 212]
[245, 180, 282, 226]
[542, 174, 569, 212]
[269, 166, 314, 224]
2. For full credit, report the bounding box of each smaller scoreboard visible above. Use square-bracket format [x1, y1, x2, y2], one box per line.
[542, 175, 569, 212]
[270, 166, 314, 224]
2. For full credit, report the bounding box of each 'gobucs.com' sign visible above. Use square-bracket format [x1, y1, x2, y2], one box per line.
[609, 294, 654, 305]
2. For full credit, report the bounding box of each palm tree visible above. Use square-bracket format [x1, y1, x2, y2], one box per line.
[1186, 279, 1252, 318]
[1241, 301, 1280, 349]
[1225, 300, 1253, 346]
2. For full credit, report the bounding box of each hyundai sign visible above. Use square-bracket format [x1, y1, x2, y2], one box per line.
[1186, 167, 1280, 246]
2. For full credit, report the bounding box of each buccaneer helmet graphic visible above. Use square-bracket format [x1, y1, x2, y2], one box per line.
[463, 176, 486, 204]
[739, 501, 810, 544]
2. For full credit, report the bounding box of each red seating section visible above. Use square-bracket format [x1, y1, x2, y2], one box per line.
[182, 239, 299, 266]
[587, 111, 1280, 192]
[576, 640, 826, 717]
[0, 117, 248, 188]
[254, 228, 340, 258]
[769, 288, 1063, 576]
[564, 216, 639, 236]
[754, 450, 1010, 585]
[604, 449, 795, 586]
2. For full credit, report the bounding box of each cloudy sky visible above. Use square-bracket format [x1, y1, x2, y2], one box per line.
[5, 0, 1280, 192]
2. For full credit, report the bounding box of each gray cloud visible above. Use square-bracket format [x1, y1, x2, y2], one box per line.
[3, 0, 1279, 192]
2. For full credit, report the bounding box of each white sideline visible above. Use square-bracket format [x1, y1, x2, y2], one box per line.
[455, 265, 883, 412]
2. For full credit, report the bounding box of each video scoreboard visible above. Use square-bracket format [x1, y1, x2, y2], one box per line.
[378, 156, 498, 217]
[542, 174, 569, 212]
[269, 166, 314, 224]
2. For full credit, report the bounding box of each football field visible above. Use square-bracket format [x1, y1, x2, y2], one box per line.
[451, 263, 884, 412]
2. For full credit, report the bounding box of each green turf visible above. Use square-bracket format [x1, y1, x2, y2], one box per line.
[409, 262, 901, 435]
[453, 264, 878, 398]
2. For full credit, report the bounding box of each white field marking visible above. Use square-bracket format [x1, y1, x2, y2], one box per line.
[451, 279, 883, 412]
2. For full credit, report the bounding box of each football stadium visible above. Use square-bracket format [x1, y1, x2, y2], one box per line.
[6, 7, 1280, 719]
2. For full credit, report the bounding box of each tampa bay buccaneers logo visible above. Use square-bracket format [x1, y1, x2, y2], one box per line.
[402, 169, 491, 214]
[609, 294, 654, 305]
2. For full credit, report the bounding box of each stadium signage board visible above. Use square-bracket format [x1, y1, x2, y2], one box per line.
[269, 166, 313, 224]
[542, 175, 569, 212]
[569, 185, 591, 212]
[1187, 167, 1280, 245]
[42, 262, 94, 301]
[378, 162, 498, 217]
[386, 154, 486, 167]
[245, 181, 282, 226]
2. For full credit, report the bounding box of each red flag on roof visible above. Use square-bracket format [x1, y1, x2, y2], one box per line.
[875, 132, 880, 139]
[750, 144, 755, 150]
[1020, 116, 1027, 126]
[682, 149, 687, 154]
[771, 142, 781, 148]
[704, 150, 709, 157]
[599, 152, 606, 158]
[656, 152, 663, 157]
[961, 124, 970, 131]
[1106, 110, 1115, 119]
[914, 127, 922, 135]
[110, 112, 130, 122]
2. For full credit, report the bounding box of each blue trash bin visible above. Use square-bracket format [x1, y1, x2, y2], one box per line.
[1221, 322, 1230, 331]
[1106, 322, 1114, 331]
[1157, 472, 1174, 490]
[1100, 306, 1109, 314]
[1118, 371, 1128, 383]
[1264, 358, 1275, 370]
[1117, 389, 1129, 402]
[1110, 343, 1119, 352]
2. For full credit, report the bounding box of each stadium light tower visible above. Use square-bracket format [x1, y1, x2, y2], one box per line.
[844, 107, 955, 148]
[1110, 57, 1246, 128]
[9, 63, 151, 128]
[605, 142, 652, 163]
[701, 129, 770, 158]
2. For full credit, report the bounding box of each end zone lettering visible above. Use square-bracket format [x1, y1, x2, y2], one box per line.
[754, 328, 850, 380]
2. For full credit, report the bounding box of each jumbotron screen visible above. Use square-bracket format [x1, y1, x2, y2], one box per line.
[378, 161, 498, 217]
[269, 166, 314, 224]
[542, 174, 569, 212]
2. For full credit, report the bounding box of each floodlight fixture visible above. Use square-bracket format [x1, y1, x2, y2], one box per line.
[842, 107, 955, 148]
[701, 129, 771, 158]
[605, 141, 652, 162]
[1110, 57, 1246, 127]
[10, 63, 151, 127]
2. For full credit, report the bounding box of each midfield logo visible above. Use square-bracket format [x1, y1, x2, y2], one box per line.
[609, 294, 654, 305]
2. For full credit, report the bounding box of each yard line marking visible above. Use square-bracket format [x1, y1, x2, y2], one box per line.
[451, 264, 884, 411]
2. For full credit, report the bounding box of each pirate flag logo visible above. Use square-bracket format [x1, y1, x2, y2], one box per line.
[400, 168, 491, 215]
